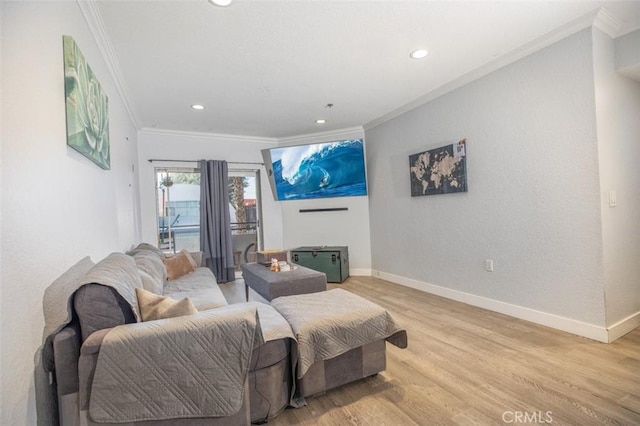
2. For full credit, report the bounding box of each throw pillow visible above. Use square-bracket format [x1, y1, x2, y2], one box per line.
[136, 288, 198, 321]
[163, 249, 197, 280]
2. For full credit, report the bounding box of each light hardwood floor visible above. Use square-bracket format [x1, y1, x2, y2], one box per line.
[220, 276, 640, 425]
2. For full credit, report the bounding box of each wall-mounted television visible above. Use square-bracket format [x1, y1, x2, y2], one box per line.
[261, 139, 367, 201]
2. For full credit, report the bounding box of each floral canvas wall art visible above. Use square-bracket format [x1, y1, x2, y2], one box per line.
[63, 35, 110, 170]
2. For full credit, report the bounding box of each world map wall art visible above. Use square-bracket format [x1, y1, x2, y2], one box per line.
[63, 35, 110, 170]
[409, 139, 467, 197]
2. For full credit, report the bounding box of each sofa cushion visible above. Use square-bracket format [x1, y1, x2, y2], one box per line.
[163, 249, 197, 280]
[164, 288, 228, 311]
[132, 250, 166, 294]
[74, 284, 137, 341]
[136, 288, 198, 321]
[162, 267, 229, 310]
[163, 267, 220, 292]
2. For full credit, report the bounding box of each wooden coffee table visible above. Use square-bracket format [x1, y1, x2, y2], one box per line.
[241, 263, 327, 302]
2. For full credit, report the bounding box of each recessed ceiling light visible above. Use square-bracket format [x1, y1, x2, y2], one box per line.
[315, 119, 327, 124]
[208, 0, 232, 6]
[191, 104, 205, 110]
[410, 49, 429, 59]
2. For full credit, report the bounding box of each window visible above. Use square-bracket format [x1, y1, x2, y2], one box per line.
[228, 170, 262, 271]
[154, 167, 263, 273]
[155, 168, 201, 253]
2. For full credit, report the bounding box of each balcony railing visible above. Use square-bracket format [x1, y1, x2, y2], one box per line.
[231, 221, 258, 233]
[158, 221, 258, 263]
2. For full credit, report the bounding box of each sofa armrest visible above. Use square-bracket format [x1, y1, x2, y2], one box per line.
[52, 323, 83, 426]
[53, 323, 82, 396]
[79, 304, 264, 421]
[82, 306, 265, 358]
[78, 328, 112, 412]
[80, 328, 111, 356]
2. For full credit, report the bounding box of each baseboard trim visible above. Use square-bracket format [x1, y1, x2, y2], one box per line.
[607, 311, 640, 342]
[350, 268, 372, 277]
[373, 270, 609, 343]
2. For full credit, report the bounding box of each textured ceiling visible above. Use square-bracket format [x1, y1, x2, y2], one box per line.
[95, 0, 640, 139]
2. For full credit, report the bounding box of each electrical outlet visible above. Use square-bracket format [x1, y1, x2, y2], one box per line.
[485, 259, 494, 272]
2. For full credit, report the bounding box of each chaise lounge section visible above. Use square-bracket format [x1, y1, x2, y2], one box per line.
[271, 289, 408, 405]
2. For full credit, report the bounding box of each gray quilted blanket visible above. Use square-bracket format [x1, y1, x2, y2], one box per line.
[41, 253, 142, 359]
[36, 253, 142, 426]
[41, 256, 95, 369]
[271, 288, 408, 379]
[89, 304, 263, 423]
[247, 301, 295, 342]
[37, 256, 95, 426]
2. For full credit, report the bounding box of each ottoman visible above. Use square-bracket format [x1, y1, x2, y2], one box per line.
[242, 262, 327, 302]
[271, 289, 408, 404]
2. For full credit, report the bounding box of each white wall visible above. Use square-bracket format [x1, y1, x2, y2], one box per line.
[137, 130, 283, 250]
[137, 128, 374, 275]
[592, 28, 640, 335]
[1, 2, 140, 424]
[0, 1, 4, 413]
[278, 127, 372, 275]
[614, 29, 640, 77]
[366, 29, 609, 337]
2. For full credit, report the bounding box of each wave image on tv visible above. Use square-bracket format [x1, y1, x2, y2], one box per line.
[271, 139, 367, 200]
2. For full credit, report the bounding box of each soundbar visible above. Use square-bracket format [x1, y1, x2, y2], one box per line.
[299, 207, 348, 213]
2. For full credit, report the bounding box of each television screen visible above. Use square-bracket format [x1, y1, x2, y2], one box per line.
[262, 139, 367, 201]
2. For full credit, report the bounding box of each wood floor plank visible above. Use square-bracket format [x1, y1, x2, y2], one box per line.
[222, 275, 640, 425]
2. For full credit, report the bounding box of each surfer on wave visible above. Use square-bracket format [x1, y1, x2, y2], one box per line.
[319, 169, 330, 188]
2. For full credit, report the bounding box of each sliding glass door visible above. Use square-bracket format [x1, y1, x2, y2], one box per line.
[154, 167, 263, 271]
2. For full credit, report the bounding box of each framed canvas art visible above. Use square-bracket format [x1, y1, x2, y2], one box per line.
[63, 35, 110, 170]
[409, 139, 467, 196]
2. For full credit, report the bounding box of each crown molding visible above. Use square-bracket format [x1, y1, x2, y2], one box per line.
[593, 7, 623, 38]
[78, 1, 625, 141]
[278, 126, 364, 146]
[618, 23, 640, 38]
[365, 7, 618, 132]
[139, 127, 279, 144]
[139, 126, 364, 146]
[77, 0, 141, 129]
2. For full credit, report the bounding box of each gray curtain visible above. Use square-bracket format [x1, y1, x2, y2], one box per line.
[200, 160, 235, 283]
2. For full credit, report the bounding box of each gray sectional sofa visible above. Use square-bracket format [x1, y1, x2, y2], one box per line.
[41, 243, 407, 426]
[43, 244, 292, 426]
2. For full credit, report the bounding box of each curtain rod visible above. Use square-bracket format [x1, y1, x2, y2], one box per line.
[147, 159, 264, 165]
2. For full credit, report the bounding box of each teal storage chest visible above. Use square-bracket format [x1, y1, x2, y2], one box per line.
[290, 246, 349, 283]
